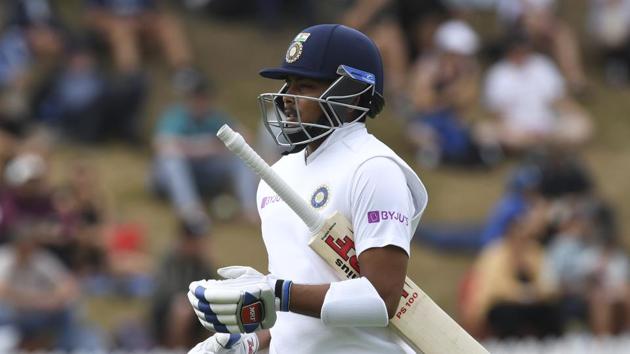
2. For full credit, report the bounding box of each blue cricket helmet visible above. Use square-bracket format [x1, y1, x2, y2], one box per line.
[260, 24, 385, 117]
[258, 24, 385, 153]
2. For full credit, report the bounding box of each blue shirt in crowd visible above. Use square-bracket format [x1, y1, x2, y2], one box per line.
[157, 104, 232, 138]
[87, 0, 155, 16]
[0, 28, 31, 87]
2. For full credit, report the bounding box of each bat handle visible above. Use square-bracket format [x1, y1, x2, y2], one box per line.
[217, 124, 324, 231]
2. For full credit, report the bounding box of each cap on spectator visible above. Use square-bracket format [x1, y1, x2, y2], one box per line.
[434, 20, 479, 56]
[4, 153, 47, 187]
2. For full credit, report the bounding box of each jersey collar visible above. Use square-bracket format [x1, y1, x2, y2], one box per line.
[304, 122, 366, 164]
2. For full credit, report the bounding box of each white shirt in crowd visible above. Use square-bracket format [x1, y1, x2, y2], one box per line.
[496, 0, 556, 24]
[484, 53, 566, 134]
[256, 123, 427, 354]
[0, 246, 68, 296]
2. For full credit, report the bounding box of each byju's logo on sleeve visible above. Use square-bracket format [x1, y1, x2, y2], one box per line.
[367, 211, 380, 223]
[367, 211, 409, 226]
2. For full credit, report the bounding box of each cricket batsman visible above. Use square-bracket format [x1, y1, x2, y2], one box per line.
[187, 24, 428, 354]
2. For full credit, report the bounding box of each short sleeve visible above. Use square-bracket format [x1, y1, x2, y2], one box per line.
[350, 157, 415, 256]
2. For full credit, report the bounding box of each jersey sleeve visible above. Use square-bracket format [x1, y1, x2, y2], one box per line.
[350, 157, 415, 257]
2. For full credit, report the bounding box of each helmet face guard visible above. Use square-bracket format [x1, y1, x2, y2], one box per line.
[258, 65, 380, 152]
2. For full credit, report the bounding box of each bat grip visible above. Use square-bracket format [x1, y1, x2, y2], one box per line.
[217, 125, 324, 232]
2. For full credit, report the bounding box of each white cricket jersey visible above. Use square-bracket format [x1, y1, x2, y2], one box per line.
[257, 123, 428, 354]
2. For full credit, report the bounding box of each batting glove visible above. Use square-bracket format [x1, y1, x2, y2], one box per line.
[188, 266, 292, 334]
[188, 333, 259, 354]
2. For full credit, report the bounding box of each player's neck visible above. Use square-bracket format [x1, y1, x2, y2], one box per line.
[305, 138, 326, 158]
[304, 120, 354, 157]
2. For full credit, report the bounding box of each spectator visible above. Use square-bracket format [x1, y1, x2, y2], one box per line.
[342, 0, 448, 98]
[0, 219, 82, 350]
[405, 19, 501, 168]
[464, 200, 563, 339]
[0, 26, 32, 123]
[5, 0, 65, 60]
[587, 0, 630, 85]
[103, 222, 154, 297]
[0, 153, 55, 242]
[537, 150, 593, 200]
[546, 199, 630, 336]
[481, 151, 594, 247]
[65, 160, 107, 227]
[1, 0, 67, 124]
[480, 163, 542, 247]
[33, 159, 108, 276]
[495, 0, 588, 94]
[150, 220, 215, 349]
[481, 32, 593, 153]
[45, 182, 107, 276]
[150, 75, 258, 229]
[84, 0, 195, 89]
[544, 199, 593, 328]
[579, 233, 630, 335]
[34, 43, 109, 142]
[33, 41, 145, 143]
[43, 185, 84, 268]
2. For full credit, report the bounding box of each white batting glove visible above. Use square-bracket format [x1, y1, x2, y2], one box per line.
[188, 266, 292, 334]
[216, 266, 276, 284]
[188, 333, 259, 354]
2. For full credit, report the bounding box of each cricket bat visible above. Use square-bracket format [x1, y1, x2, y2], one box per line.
[217, 124, 488, 354]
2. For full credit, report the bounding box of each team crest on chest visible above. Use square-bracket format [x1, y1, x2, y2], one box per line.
[310, 185, 329, 209]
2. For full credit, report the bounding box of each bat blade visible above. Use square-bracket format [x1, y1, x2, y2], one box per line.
[309, 212, 488, 354]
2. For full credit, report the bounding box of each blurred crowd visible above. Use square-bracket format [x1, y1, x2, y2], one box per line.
[351, 0, 629, 342]
[0, 0, 629, 351]
[0, 0, 247, 351]
[346, 0, 629, 342]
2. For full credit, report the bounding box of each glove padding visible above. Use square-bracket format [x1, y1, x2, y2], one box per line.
[188, 266, 277, 334]
[188, 333, 259, 354]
